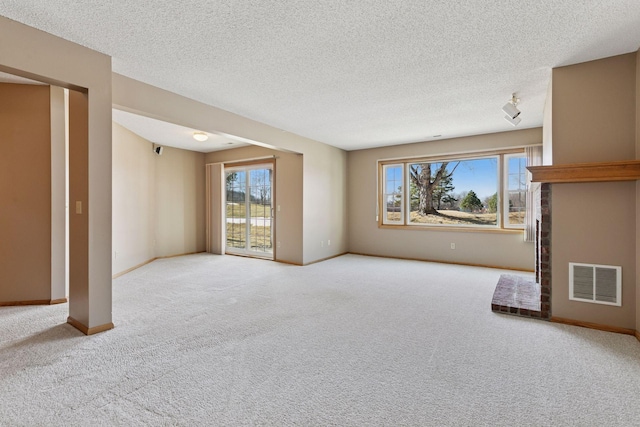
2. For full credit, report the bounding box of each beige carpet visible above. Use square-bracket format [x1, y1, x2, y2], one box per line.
[1, 254, 639, 426]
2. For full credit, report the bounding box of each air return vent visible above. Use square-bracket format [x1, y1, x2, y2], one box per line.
[569, 263, 621, 306]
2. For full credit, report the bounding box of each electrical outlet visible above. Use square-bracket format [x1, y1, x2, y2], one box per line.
[277, 241, 281, 248]
[114, 251, 118, 259]
[328, 240, 331, 246]
[321, 241, 324, 247]
[450, 243, 456, 250]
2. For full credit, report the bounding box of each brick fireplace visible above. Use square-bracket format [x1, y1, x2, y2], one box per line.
[491, 183, 549, 319]
[493, 160, 640, 337]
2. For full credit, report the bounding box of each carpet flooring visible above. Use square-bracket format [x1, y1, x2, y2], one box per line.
[1, 254, 639, 426]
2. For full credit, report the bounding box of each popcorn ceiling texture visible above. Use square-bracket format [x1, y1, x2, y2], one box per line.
[1, 1, 640, 149]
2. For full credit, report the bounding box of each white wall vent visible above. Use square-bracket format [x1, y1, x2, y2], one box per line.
[569, 263, 621, 306]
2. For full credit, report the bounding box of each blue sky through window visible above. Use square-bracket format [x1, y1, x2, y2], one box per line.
[408, 157, 498, 200]
[385, 166, 403, 194]
[447, 158, 497, 200]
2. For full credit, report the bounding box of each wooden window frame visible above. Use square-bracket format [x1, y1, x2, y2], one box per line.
[378, 148, 526, 233]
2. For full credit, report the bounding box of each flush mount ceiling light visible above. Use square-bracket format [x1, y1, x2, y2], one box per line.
[193, 131, 209, 142]
[502, 93, 521, 126]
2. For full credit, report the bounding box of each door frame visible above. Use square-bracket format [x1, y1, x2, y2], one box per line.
[224, 160, 275, 260]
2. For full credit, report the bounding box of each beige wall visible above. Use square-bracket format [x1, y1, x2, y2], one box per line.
[552, 53, 636, 165]
[155, 146, 206, 257]
[347, 128, 541, 270]
[112, 123, 156, 273]
[50, 86, 67, 301]
[205, 163, 225, 255]
[637, 177, 640, 332]
[636, 49, 640, 333]
[113, 73, 347, 265]
[205, 146, 304, 265]
[542, 77, 553, 166]
[68, 90, 91, 324]
[637, 181, 640, 332]
[0, 83, 51, 302]
[112, 123, 206, 275]
[552, 183, 636, 328]
[0, 17, 113, 329]
[303, 143, 348, 264]
[551, 53, 637, 329]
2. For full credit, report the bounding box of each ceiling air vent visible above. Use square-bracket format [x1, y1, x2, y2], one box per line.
[569, 263, 621, 306]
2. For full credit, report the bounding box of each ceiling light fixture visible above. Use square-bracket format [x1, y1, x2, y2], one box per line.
[502, 93, 521, 126]
[193, 131, 209, 142]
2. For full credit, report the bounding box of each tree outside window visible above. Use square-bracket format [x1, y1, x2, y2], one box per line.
[380, 151, 527, 230]
[407, 157, 498, 227]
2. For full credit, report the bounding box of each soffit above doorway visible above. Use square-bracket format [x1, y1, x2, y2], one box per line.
[112, 109, 251, 153]
[0, 71, 46, 85]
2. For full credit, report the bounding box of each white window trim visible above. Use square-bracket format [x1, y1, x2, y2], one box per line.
[503, 153, 526, 230]
[381, 163, 404, 225]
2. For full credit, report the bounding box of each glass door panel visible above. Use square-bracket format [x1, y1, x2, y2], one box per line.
[225, 165, 273, 259]
[248, 168, 272, 255]
[225, 170, 246, 251]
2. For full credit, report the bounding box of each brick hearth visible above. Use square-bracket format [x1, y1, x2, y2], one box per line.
[491, 183, 551, 320]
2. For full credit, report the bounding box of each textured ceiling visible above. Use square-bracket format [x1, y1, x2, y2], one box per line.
[2, 1, 640, 151]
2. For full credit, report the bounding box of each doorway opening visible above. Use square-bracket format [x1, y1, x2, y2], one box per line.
[225, 163, 274, 259]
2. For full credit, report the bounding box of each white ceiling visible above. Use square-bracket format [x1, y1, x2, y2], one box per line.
[2, 1, 640, 151]
[112, 109, 249, 153]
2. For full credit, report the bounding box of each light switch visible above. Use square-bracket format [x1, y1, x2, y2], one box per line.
[75, 201, 82, 214]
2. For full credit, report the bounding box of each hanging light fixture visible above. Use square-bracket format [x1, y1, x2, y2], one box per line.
[193, 131, 209, 142]
[502, 93, 521, 126]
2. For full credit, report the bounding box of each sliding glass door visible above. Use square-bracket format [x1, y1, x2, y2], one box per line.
[225, 164, 273, 259]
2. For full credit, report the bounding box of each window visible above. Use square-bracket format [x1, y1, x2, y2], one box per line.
[382, 164, 403, 224]
[380, 150, 527, 230]
[505, 154, 527, 228]
[408, 157, 498, 227]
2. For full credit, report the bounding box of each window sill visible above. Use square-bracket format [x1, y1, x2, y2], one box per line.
[379, 224, 525, 234]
